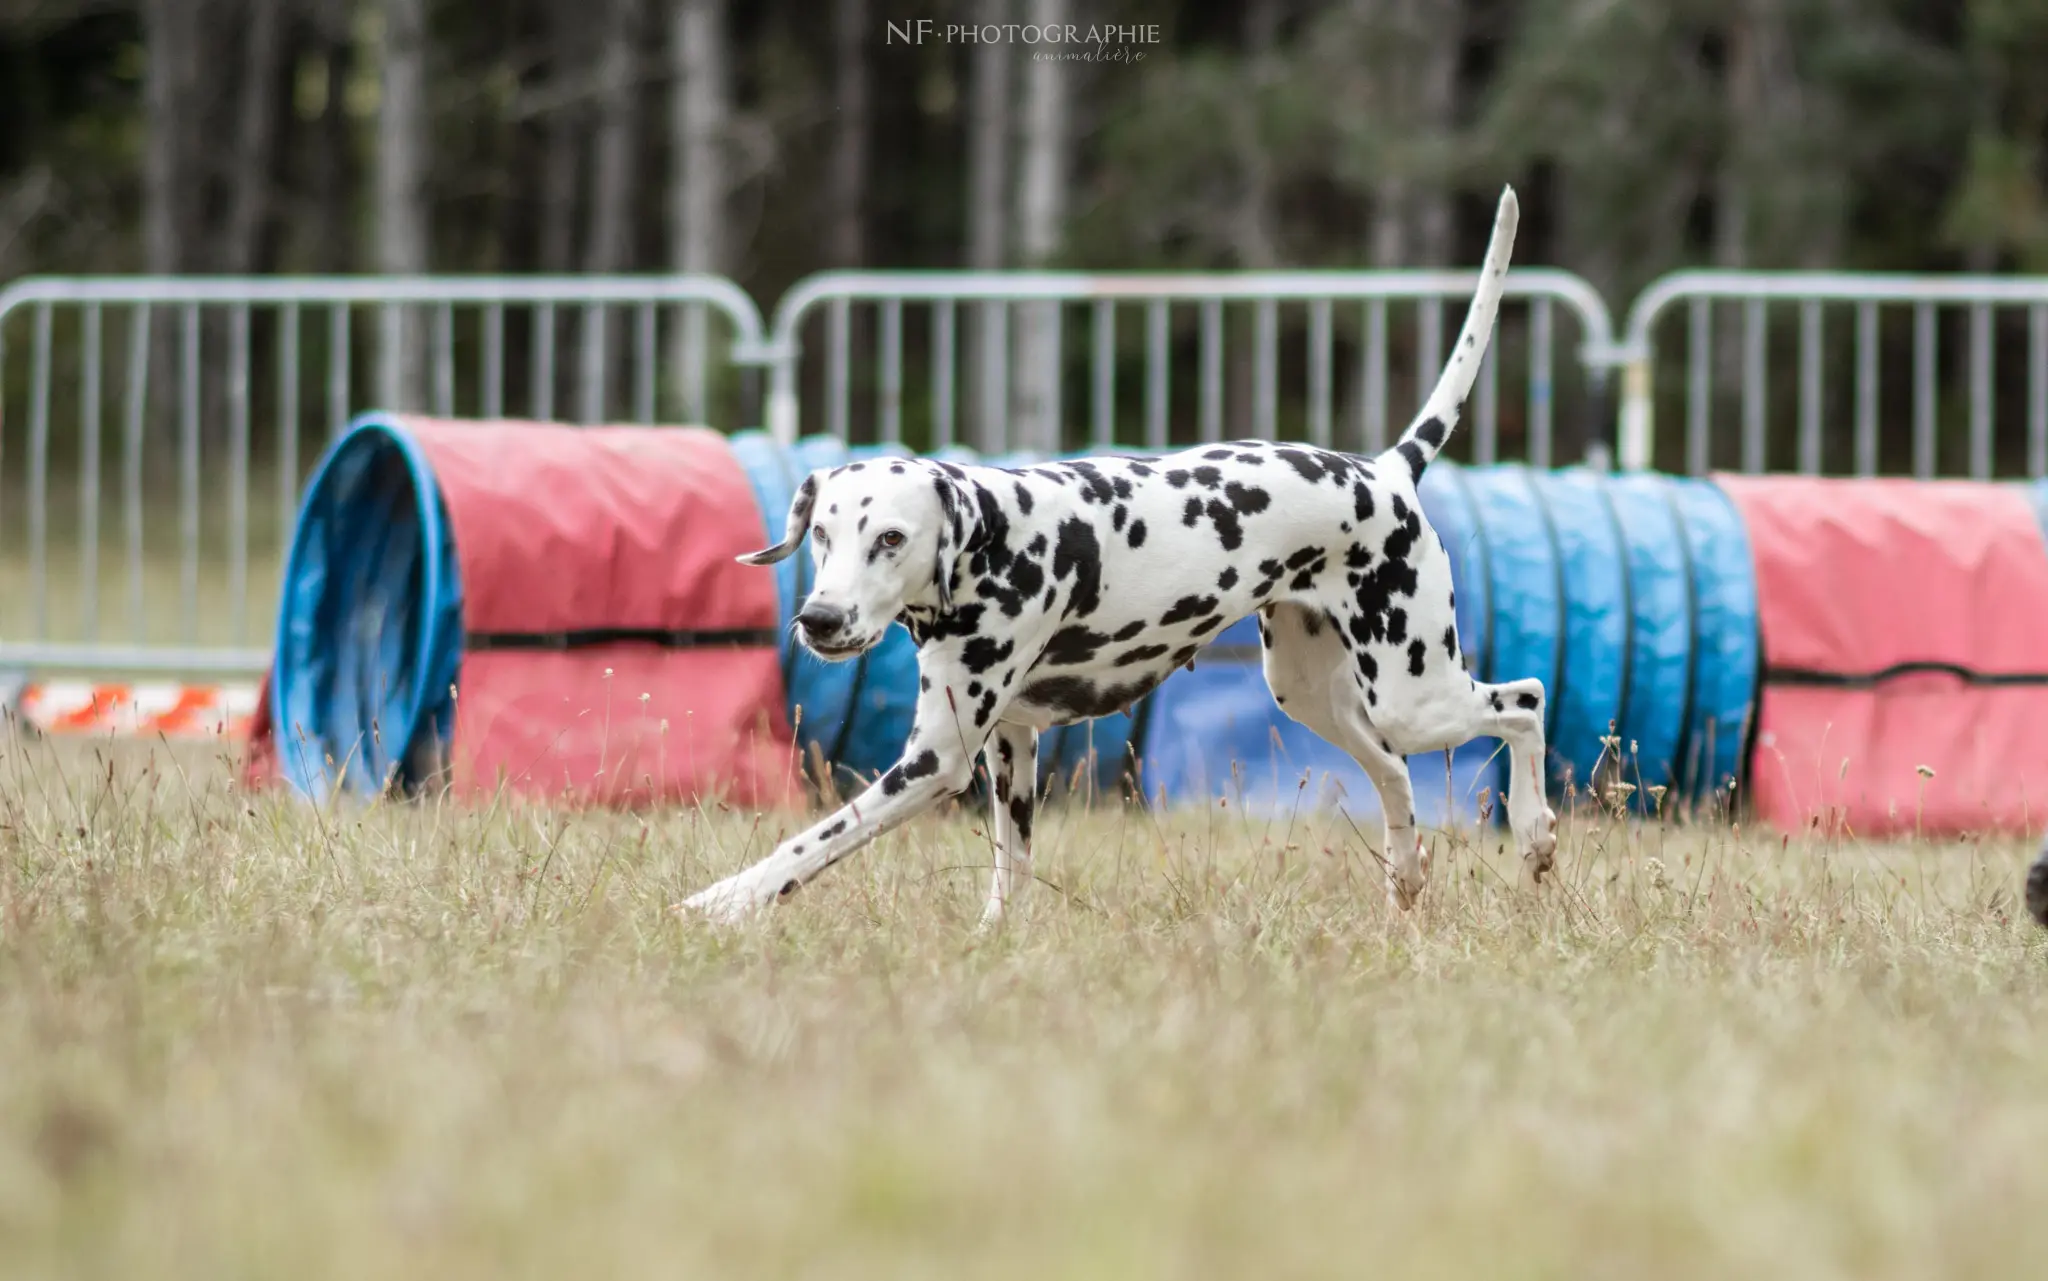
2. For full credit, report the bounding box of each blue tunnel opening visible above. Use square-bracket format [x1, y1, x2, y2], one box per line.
[271, 414, 464, 800]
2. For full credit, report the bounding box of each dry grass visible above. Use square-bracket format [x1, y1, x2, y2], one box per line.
[0, 734, 2045, 1280]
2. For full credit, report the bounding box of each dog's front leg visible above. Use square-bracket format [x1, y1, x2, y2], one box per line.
[674, 657, 995, 924]
[977, 721, 1039, 931]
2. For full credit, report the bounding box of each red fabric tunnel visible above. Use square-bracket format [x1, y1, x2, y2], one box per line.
[1720, 474, 2048, 837]
[245, 418, 802, 810]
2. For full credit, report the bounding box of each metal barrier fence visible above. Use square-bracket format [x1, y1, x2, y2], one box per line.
[0, 275, 768, 676]
[759, 270, 1622, 465]
[1617, 271, 2048, 478]
[14, 264, 2048, 680]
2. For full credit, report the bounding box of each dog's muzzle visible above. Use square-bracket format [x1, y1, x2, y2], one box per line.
[796, 601, 869, 660]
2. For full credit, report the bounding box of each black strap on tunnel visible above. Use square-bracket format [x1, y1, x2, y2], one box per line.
[465, 627, 781, 652]
[1764, 661, 2048, 688]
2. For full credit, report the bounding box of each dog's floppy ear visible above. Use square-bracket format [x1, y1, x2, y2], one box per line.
[737, 472, 819, 566]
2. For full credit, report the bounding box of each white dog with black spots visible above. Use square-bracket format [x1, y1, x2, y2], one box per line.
[680, 186, 1556, 927]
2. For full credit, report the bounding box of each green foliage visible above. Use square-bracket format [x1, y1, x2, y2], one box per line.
[0, 1, 2037, 290]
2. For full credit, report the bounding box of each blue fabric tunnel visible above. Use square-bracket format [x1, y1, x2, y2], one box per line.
[270, 414, 464, 800]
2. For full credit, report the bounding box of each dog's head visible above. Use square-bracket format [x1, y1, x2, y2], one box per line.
[738, 458, 978, 661]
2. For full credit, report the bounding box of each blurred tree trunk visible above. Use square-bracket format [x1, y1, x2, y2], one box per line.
[540, 114, 582, 275]
[1365, 0, 1459, 270]
[1012, 0, 1070, 452]
[312, 0, 354, 274]
[830, 0, 870, 438]
[1714, 0, 1845, 426]
[1227, 0, 1283, 437]
[586, 0, 641, 275]
[670, 0, 729, 424]
[540, 0, 588, 276]
[1721, 0, 1846, 271]
[965, 0, 1011, 450]
[1715, 7, 1756, 272]
[1347, 0, 1462, 445]
[377, 0, 430, 410]
[534, 0, 590, 418]
[585, 0, 643, 419]
[141, 0, 203, 453]
[141, 0, 196, 276]
[1412, 2, 1459, 267]
[224, 0, 285, 275]
[1712, 3, 1757, 420]
[830, 0, 869, 266]
[375, 0, 430, 275]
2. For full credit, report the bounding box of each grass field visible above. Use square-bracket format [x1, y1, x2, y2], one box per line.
[2, 735, 2046, 1280]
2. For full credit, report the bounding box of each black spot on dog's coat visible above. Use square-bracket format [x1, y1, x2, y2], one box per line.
[961, 635, 1015, 675]
[1223, 481, 1269, 516]
[1051, 519, 1103, 617]
[1044, 625, 1113, 666]
[1019, 675, 1159, 723]
[1160, 595, 1217, 626]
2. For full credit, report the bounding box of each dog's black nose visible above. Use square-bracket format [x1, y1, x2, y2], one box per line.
[797, 601, 848, 641]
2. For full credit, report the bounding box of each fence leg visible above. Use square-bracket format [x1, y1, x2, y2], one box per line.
[1618, 356, 1652, 471]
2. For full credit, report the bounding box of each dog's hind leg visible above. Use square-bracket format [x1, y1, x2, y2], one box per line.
[1474, 678, 1558, 886]
[1375, 673, 1558, 889]
[978, 721, 1039, 930]
[1258, 604, 1431, 909]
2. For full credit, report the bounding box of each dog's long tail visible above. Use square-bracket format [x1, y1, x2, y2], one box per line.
[1390, 185, 1519, 482]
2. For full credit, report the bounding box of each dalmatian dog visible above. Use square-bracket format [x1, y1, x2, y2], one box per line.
[679, 186, 1554, 927]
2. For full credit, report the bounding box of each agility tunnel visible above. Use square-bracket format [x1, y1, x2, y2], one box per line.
[243, 414, 801, 809]
[246, 416, 1766, 829]
[1723, 475, 2048, 837]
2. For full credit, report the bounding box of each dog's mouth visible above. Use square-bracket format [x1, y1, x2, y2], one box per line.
[804, 636, 874, 662]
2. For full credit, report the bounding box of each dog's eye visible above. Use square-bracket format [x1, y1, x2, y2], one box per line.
[811, 524, 829, 547]
[877, 530, 905, 550]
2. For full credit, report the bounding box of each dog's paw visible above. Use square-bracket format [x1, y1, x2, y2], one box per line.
[1385, 835, 1429, 912]
[1517, 806, 1559, 888]
[672, 874, 778, 925]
